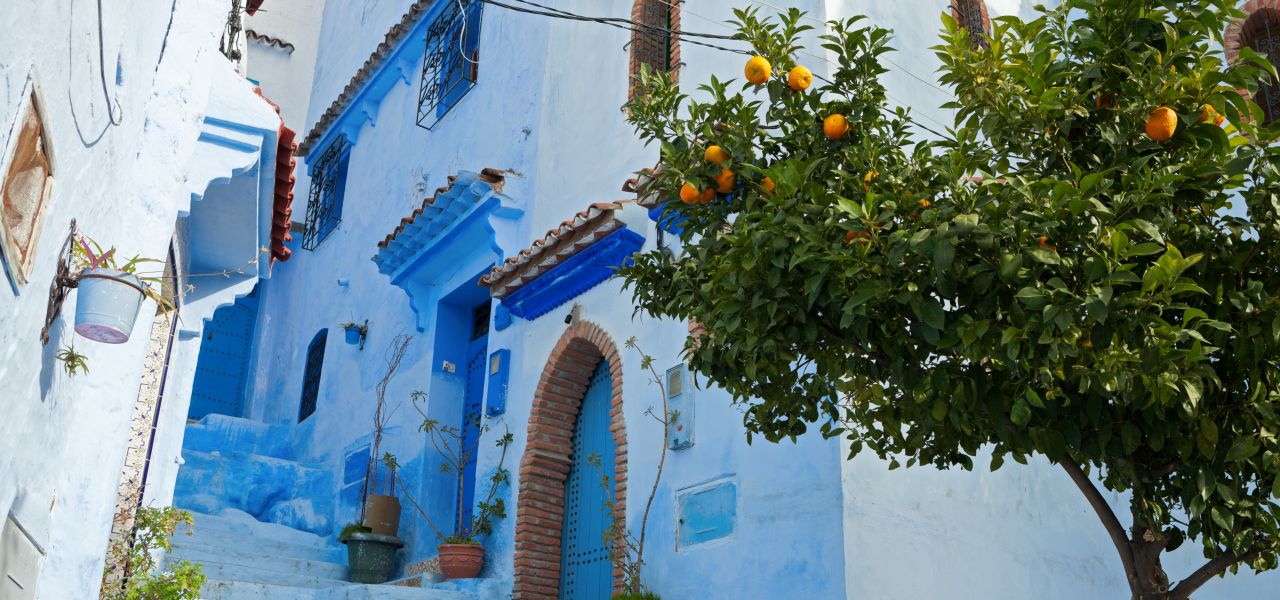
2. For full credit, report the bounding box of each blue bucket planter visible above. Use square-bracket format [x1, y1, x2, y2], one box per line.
[74, 268, 146, 344]
[345, 327, 362, 345]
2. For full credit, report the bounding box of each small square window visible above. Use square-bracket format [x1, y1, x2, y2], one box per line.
[0, 84, 54, 286]
[302, 138, 349, 250]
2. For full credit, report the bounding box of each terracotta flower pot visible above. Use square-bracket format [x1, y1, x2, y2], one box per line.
[363, 495, 401, 536]
[438, 543, 485, 579]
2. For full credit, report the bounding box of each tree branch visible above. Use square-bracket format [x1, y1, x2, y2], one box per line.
[1168, 548, 1261, 600]
[1059, 457, 1140, 597]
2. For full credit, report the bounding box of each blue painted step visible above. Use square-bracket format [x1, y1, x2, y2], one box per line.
[174, 449, 335, 536]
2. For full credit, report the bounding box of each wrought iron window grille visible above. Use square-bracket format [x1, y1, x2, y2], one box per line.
[417, 0, 483, 130]
[302, 137, 349, 250]
[1244, 9, 1280, 124]
[298, 328, 328, 422]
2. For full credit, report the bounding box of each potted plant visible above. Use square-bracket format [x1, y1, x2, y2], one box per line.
[71, 236, 172, 344]
[339, 523, 403, 584]
[340, 320, 368, 349]
[383, 392, 513, 580]
[358, 335, 408, 536]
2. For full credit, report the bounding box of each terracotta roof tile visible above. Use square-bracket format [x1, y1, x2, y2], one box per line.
[255, 88, 297, 264]
[298, 0, 435, 155]
[372, 168, 506, 275]
[479, 200, 641, 299]
[247, 0, 266, 16]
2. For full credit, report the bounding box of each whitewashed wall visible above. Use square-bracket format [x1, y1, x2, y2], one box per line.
[0, 1, 276, 597]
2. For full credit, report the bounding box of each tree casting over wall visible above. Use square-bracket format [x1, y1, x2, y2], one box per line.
[622, 2, 1280, 598]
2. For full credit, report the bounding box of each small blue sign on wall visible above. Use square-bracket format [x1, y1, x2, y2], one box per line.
[486, 348, 510, 416]
[677, 477, 737, 549]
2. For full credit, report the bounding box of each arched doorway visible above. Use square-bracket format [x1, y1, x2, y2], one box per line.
[512, 321, 627, 599]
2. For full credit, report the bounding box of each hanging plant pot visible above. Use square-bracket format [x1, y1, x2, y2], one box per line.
[74, 268, 146, 344]
[438, 543, 485, 579]
[345, 327, 362, 345]
[362, 495, 401, 536]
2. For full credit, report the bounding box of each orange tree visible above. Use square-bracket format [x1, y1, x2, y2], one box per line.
[622, 2, 1280, 598]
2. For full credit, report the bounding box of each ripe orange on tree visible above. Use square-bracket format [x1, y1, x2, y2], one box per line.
[704, 145, 731, 164]
[824, 114, 849, 139]
[744, 56, 771, 85]
[762, 177, 776, 194]
[714, 169, 736, 193]
[788, 66, 813, 91]
[1199, 104, 1225, 127]
[679, 182, 705, 204]
[1145, 107, 1177, 142]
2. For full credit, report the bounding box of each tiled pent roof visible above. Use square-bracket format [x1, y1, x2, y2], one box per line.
[298, 0, 435, 155]
[372, 168, 506, 275]
[254, 88, 297, 264]
[478, 201, 643, 299]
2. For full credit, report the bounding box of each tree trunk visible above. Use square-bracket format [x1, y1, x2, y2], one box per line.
[1130, 525, 1171, 599]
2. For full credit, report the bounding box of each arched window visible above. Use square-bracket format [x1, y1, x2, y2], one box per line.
[298, 329, 327, 422]
[1243, 8, 1280, 124]
[951, 0, 991, 50]
[628, 0, 680, 99]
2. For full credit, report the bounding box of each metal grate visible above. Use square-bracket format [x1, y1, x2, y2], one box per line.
[302, 138, 348, 250]
[298, 329, 328, 422]
[417, 0, 483, 130]
[1244, 9, 1280, 124]
[956, 0, 989, 50]
[633, 0, 675, 75]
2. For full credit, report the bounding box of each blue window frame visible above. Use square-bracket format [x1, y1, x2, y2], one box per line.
[298, 329, 328, 422]
[416, 0, 482, 129]
[302, 138, 349, 250]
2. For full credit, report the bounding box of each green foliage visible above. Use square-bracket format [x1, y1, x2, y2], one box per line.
[623, 1, 1280, 595]
[383, 392, 513, 545]
[101, 506, 205, 600]
[339, 522, 372, 541]
[55, 344, 89, 376]
[612, 593, 661, 600]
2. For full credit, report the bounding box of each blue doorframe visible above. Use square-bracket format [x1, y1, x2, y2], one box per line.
[458, 300, 489, 534]
[559, 359, 616, 599]
[189, 285, 259, 420]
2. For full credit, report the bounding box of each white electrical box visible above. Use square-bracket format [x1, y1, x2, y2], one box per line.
[666, 364, 694, 450]
[1, 514, 43, 600]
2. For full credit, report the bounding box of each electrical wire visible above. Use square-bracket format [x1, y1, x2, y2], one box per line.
[477, 0, 752, 56]
[97, 0, 122, 125]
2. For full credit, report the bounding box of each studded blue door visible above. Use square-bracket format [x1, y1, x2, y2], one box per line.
[459, 302, 489, 533]
[559, 359, 615, 599]
[189, 287, 259, 420]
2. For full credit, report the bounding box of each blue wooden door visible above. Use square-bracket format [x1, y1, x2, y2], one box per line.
[189, 288, 259, 420]
[459, 302, 489, 534]
[559, 359, 616, 599]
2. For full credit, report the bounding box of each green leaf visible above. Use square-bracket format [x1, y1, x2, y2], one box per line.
[1121, 423, 1142, 455]
[1025, 388, 1045, 409]
[1211, 506, 1234, 533]
[1027, 247, 1060, 265]
[1011, 400, 1032, 426]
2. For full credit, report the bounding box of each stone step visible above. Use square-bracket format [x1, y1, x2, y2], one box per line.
[179, 509, 337, 551]
[168, 541, 347, 581]
[172, 526, 344, 564]
[174, 452, 335, 535]
[180, 558, 348, 589]
[200, 579, 324, 600]
[184, 414, 294, 459]
[198, 579, 478, 599]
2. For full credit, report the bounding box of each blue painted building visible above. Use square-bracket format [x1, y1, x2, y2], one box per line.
[163, 1, 1280, 599]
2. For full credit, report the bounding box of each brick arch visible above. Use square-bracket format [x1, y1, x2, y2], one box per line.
[1226, 2, 1280, 123]
[512, 320, 627, 599]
